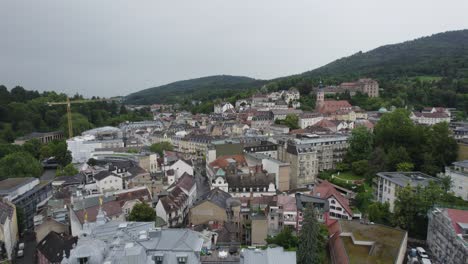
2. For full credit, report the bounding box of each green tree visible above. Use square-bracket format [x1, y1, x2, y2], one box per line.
[396, 162, 414, 172]
[87, 158, 98, 166]
[48, 141, 72, 167]
[0, 124, 15, 143]
[351, 160, 370, 176]
[355, 191, 373, 213]
[23, 139, 42, 159]
[60, 113, 93, 138]
[283, 114, 299, 130]
[265, 227, 298, 250]
[0, 152, 43, 180]
[367, 202, 391, 225]
[128, 202, 156, 222]
[297, 205, 325, 264]
[149, 142, 174, 156]
[56, 163, 79, 176]
[346, 126, 374, 162]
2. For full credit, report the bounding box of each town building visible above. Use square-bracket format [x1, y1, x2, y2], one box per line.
[311, 181, 359, 220]
[410, 107, 451, 125]
[373, 172, 441, 212]
[189, 188, 239, 226]
[327, 220, 407, 264]
[427, 207, 468, 264]
[63, 220, 208, 264]
[318, 78, 380, 98]
[0, 200, 18, 260]
[267, 195, 297, 235]
[36, 231, 77, 264]
[243, 141, 278, 159]
[277, 134, 348, 188]
[14, 131, 64, 145]
[0, 177, 52, 230]
[214, 102, 235, 114]
[445, 160, 468, 200]
[299, 113, 324, 129]
[67, 127, 125, 163]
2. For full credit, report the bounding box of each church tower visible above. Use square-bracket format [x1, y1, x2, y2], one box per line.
[316, 80, 325, 110]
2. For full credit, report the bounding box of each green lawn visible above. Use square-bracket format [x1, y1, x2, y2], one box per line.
[333, 171, 363, 181]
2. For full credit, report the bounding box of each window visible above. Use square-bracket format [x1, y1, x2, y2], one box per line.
[330, 200, 335, 204]
[78, 257, 89, 264]
[177, 256, 187, 264]
[153, 255, 163, 264]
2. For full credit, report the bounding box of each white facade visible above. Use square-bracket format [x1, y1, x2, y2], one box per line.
[299, 115, 323, 129]
[211, 176, 229, 192]
[166, 159, 193, 179]
[96, 174, 123, 193]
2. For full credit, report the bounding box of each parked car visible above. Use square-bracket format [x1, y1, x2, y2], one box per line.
[17, 249, 24, 258]
[420, 258, 432, 264]
[18, 242, 25, 250]
[416, 247, 429, 259]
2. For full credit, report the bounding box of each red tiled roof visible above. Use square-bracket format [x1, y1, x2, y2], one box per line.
[115, 188, 152, 203]
[209, 155, 246, 169]
[75, 201, 123, 224]
[176, 173, 195, 192]
[447, 208, 468, 235]
[312, 181, 353, 216]
[318, 100, 352, 114]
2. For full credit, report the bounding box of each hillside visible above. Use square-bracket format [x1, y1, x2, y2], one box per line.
[301, 29, 468, 79]
[125, 75, 266, 105]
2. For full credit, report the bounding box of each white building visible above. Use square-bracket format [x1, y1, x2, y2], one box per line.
[445, 160, 468, 200]
[374, 172, 441, 212]
[214, 102, 235, 114]
[164, 159, 194, 185]
[94, 171, 123, 193]
[410, 107, 451, 125]
[299, 113, 324, 129]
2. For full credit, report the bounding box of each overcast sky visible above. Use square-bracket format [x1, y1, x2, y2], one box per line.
[1, 1, 468, 97]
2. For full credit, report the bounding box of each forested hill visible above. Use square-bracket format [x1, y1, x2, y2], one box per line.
[301, 29, 468, 79]
[125, 75, 266, 105]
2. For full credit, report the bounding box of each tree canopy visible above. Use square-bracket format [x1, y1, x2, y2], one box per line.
[297, 205, 326, 264]
[0, 151, 43, 180]
[128, 203, 156, 222]
[149, 142, 174, 156]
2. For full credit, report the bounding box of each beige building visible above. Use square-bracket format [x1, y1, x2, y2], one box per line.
[278, 134, 348, 188]
[189, 188, 237, 226]
[251, 212, 268, 246]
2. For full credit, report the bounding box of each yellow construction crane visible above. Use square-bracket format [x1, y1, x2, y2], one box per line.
[47, 97, 111, 138]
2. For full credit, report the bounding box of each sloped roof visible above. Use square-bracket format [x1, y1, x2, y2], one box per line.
[74, 200, 123, 224]
[176, 173, 195, 192]
[36, 231, 77, 263]
[115, 187, 152, 203]
[318, 100, 352, 114]
[209, 155, 247, 169]
[447, 208, 468, 235]
[93, 171, 113, 181]
[194, 188, 232, 210]
[312, 180, 353, 216]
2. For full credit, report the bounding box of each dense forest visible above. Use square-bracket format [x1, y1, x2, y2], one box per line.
[125, 75, 266, 105]
[0, 85, 152, 143]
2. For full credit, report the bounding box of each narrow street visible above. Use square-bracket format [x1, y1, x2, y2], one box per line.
[193, 161, 210, 199]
